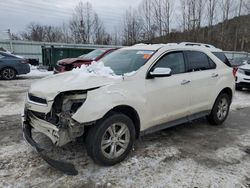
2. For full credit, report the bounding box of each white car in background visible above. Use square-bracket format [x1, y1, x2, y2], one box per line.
[22, 43, 235, 175]
[235, 60, 250, 90]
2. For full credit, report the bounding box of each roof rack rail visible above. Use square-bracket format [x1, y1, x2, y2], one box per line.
[179, 42, 216, 49]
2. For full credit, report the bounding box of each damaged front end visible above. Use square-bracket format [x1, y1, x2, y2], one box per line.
[22, 90, 90, 175]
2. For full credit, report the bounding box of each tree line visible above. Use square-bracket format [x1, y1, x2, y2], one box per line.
[13, 2, 112, 45]
[123, 0, 250, 46]
[12, 0, 250, 50]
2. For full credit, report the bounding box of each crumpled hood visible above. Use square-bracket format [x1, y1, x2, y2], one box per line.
[58, 58, 92, 65]
[29, 71, 122, 100]
[240, 64, 250, 70]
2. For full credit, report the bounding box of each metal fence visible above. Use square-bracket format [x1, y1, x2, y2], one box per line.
[1, 39, 249, 64]
[0, 39, 121, 63]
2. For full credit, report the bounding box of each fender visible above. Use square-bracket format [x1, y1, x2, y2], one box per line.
[72, 85, 149, 129]
[209, 68, 235, 109]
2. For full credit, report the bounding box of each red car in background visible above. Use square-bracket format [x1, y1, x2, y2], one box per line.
[54, 48, 118, 74]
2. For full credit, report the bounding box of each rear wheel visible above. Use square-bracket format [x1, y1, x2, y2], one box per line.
[85, 113, 135, 166]
[207, 93, 230, 125]
[1, 67, 16, 80]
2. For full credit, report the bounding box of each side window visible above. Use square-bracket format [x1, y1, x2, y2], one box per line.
[153, 52, 185, 75]
[186, 51, 216, 72]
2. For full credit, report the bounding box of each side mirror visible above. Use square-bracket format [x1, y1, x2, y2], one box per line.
[149, 67, 172, 78]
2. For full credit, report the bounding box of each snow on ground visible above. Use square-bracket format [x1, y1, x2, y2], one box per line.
[22, 66, 53, 78]
[231, 90, 250, 110]
[1, 72, 250, 187]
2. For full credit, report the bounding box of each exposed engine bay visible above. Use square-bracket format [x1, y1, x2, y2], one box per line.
[28, 90, 87, 146]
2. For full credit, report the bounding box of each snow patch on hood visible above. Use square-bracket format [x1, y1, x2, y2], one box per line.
[124, 71, 137, 77]
[29, 62, 123, 100]
[72, 61, 122, 79]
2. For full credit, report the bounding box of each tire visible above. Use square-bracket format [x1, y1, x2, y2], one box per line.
[207, 93, 230, 125]
[1, 67, 16, 80]
[85, 113, 135, 166]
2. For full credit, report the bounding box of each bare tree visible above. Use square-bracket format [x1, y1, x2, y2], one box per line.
[162, 0, 173, 34]
[207, 0, 217, 27]
[243, 0, 250, 14]
[180, 0, 187, 31]
[43, 26, 64, 42]
[70, 1, 87, 43]
[20, 23, 66, 42]
[151, 0, 173, 36]
[238, 0, 243, 16]
[61, 22, 73, 43]
[196, 0, 205, 29]
[92, 13, 111, 45]
[122, 8, 143, 45]
[21, 23, 45, 41]
[140, 0, 154, 40]
[111, 27, 122, 45]
[85, 2, 94, 43]
[152, 0, 163, 36]
[69, 1, 97, 44]
[220, 0, 234, 21]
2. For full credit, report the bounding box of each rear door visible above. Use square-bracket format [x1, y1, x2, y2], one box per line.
[184, 50, 219, 115]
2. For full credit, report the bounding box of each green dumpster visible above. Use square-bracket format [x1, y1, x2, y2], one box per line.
[42, 45, 94, 70]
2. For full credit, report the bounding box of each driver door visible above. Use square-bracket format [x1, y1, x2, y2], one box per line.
[145, 51, 191, 129]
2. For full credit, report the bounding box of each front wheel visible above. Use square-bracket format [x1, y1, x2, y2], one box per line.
[1, 67, 16, 80]
[207, 93, 230, 125]
[85, 113, 135, 166]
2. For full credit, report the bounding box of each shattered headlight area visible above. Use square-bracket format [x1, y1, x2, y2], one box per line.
[23, 90, 89, 175]
[48, 91, 87, 127]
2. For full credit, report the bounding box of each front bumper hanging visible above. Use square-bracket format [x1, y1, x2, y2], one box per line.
[22, 121, 78, 175]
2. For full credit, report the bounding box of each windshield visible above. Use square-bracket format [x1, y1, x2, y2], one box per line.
[79, 49, 106, 60]
[99, 49, 154, 75]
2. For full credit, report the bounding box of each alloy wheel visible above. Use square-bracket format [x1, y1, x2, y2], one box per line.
[101, 123, 130, 159]
[217, 97, 228, 120]
[2, 68, 15, 80]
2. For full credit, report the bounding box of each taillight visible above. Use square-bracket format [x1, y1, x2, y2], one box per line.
[232, 67, 238, 77]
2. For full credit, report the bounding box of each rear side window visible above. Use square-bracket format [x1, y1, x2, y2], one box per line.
[153, 51, 185, 74]
[212, 52, 231, 67]
[185, 51, 216, 72]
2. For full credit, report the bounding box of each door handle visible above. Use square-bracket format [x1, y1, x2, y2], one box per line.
[211, 73, 219, 78]
[181, 80, 191, 85]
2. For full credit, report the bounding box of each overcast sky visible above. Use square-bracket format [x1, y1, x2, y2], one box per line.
[0, 0, 141, 37]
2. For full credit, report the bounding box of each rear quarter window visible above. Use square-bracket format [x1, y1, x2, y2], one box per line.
[212, 52, 231, 67]
[185, 51, 216, 72]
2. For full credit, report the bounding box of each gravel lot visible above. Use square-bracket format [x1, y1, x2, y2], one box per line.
[1, 73, 250, 188]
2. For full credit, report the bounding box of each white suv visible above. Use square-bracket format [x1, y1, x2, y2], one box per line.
[235, 60, 250, 90]
[22, 44, 235, 174]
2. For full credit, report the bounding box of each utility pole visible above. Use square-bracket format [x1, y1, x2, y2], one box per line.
[7, 29, 13, 53]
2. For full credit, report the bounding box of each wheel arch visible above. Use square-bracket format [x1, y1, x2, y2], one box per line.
[218, 87, 233, 104]
[106, 105, 141, 138]
[0, 66, 18, 74]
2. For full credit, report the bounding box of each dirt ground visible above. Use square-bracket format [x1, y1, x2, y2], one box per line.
[1, 75, 250, 188]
